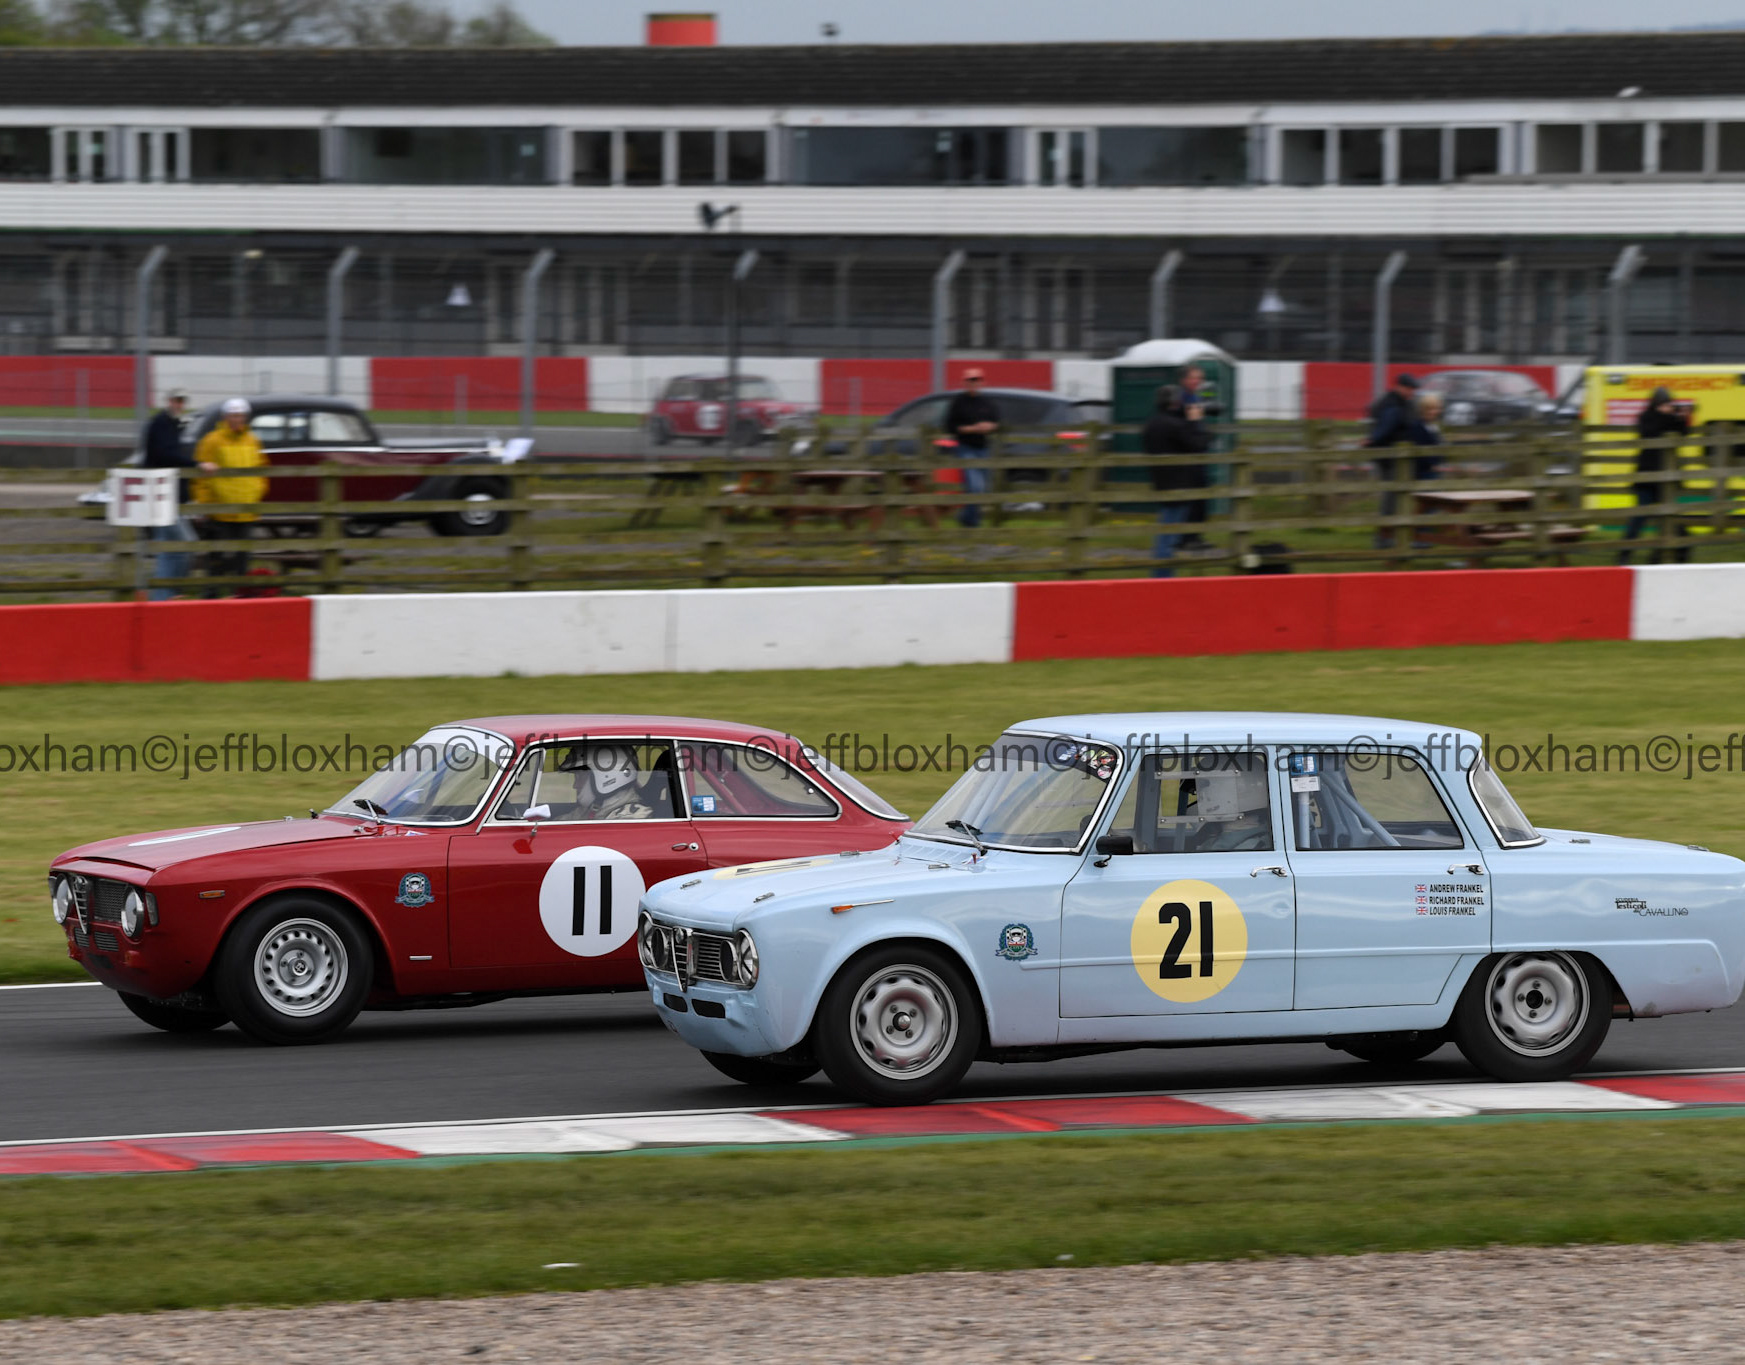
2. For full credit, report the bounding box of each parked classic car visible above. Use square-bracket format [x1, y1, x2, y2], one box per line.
[77, 395, 530, 536]
[793, 388, 1108, 463]
[48, 716, 907, 1044]
[640, 712, 1745, 1103]
[1418, 370, 1556, 427]
[646, 374, 810, 446]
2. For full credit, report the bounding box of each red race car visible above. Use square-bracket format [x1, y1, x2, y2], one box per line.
[48, 716, 907, 1044]
[646, 374, 810, 446]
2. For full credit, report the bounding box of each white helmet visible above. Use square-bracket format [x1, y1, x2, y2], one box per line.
[587, 745, 638, 796]
[222, 397, 251, 417]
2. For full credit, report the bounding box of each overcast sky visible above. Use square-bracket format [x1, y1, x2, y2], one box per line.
[484, 0, 1745, 44]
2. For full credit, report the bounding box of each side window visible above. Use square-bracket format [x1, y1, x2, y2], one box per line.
[1002, 396, 1055, 427]
[1107, 751, 1273, 854]
[679, 742, 839, 819]
[1288, 751, 1463, 851]
[888, 397, 950, 429]
[250, 412, 288, 446]
[494, 740, 679, 822]
[310, 409, 372, 444]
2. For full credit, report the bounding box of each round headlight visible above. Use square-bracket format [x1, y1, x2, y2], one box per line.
[636, 912, 657, 971]
[734, 929, 759, 988]
[120, 890, 144, 939]
[51, 879, 72, 925]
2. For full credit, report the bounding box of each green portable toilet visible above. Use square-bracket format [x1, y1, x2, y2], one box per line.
[1106, 339, 1239, 504]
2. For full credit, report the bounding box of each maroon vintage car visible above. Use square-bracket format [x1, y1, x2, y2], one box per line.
[48, 716, 907, 1044]
[81, 396, 529, 536]
[646, 374, 809, 446]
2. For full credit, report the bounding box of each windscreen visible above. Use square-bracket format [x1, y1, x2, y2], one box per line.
[910, 733, 1121, 852]
[329, 727, 510, 824]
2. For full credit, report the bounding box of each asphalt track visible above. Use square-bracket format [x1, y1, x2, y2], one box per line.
[6, 982, 1745, 1144]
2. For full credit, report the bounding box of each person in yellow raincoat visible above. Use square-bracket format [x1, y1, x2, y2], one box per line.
[193, 397, 268, 597]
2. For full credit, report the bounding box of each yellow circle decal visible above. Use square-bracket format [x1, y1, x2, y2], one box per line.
[1130, 880, 1248, 1003]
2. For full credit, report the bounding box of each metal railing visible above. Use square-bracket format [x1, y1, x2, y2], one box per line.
[1, 422, 1737, 601]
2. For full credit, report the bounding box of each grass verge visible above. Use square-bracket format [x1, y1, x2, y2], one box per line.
[7, 638, 1745, 982]
[6, 1117, 1745, 1318]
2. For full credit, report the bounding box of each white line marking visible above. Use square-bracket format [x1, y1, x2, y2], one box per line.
[0, 981, 100, 992]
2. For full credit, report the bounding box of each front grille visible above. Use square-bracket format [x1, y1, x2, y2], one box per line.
[648, 922, 741, 987]
[69, 925, 120, 953]
[692, 933, 730, 984]
[90, 879, 128, 925]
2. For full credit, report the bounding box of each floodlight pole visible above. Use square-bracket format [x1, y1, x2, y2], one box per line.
[326, 245, 360, 397]
[1607, 244, 1645, 365]
[520, 248, 556, 439]
[1370, 250, 1409, 399]
[133, 245, 168, 428]
[1148, 249, 1183, 339]
[725, 247, 759, 452]
[931, 249, 967, 394]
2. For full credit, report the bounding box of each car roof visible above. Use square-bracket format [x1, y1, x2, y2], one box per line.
[1015, 711, 1482, 750]
[668, 373, 770, 383]
[195, 394, 366, 415]
[448, 714, 801, 746]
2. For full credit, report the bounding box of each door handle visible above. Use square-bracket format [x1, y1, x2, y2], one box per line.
[673, 842, 699, 852]
[1447, 863, 1484, 876]
[1250, 864, 1289, 878]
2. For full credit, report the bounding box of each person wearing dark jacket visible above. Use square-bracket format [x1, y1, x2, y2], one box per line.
[1622, 387, 1693, 564]
[138, 388, 207, 600]
[1145, 384, 1213, 578]
[1365, 373, 1440, 549]
[944, 368, 1000, 529]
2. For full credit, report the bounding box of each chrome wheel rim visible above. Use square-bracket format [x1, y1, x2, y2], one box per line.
[1485, 952, 1588, 1056]
[850, 963, 957, 1080]
[254, 918, 348, 1018]
[458, 492, 499, 528]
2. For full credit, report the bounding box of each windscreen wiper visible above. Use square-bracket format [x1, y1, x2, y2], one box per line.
[353, 797, 388, 825]
[945, 819, 988, 854]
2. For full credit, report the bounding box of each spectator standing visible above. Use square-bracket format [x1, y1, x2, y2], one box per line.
[194, 398, 267, 597]
[1621, 386, 1693, 564]
[1364, 372, 1439, 549]
[1144, 384, 1213, 578]
[138, 388, 212, 600]
[944, 368, 1000, 528]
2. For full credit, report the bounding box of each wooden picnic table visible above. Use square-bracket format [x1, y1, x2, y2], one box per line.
[1412, 487, 1585, 559]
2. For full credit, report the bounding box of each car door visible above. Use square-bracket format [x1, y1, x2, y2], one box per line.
[1280, 746, 1490, 1009]
[447, 739, 709, 984]
[1060, 748, 1296, 1018]
[676, 739, 851, 867]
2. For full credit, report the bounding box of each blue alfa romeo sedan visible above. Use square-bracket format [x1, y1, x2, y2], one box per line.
[638, 713, 1745, 1104]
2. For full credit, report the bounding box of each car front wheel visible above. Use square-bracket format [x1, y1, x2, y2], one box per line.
[812, 945, 981, 1106]
[214, 898, 373, 1045]
[1451, 951, 1612, 1082]
[701, 1051, 819, 1087]
[433, 480, 509, 536]
[118, 991, 229, 1034]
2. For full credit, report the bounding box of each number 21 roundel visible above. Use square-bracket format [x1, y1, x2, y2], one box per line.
[538, 846, 647, 958]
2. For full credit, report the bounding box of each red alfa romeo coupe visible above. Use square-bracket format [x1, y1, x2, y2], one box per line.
[48, 715, 907, 1044]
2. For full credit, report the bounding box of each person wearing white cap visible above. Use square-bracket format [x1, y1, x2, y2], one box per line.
[192, 398, 268, 597]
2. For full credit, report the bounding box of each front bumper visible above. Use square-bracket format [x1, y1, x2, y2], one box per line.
[645, 970, 785, 1058]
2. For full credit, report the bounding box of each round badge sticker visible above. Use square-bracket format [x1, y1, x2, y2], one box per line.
[537, 845, 646, 958]
[1129, 879, 1248, 1003]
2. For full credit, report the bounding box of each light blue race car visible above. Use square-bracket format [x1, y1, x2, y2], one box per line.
[638, 713, 1745, 1105]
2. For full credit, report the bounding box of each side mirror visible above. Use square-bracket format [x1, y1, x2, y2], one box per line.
[1094, 833, 1134, 858]
[525, 805, 551, 822]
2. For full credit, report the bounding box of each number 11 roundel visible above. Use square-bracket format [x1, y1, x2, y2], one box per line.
[537, 846, 647, 958]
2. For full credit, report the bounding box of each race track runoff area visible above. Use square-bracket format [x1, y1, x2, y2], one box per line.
[5, 1070, 1744, 1177]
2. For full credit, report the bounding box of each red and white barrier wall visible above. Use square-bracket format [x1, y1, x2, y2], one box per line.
[0, 565, 1736, 686]
[7, 355, 1587, 423]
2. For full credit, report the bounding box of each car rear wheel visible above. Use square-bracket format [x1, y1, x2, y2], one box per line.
[1331, 1030, 1446, 1066]
[648, 416, 672, 446]
[701, 1051, 819, 1087]
[215, 898, 373, 1045]
[812, 945, 981, 1106]
[433, 480, 509, 536]
[118, 991, 229, 1034]
[1451, 951, 1611, 1082]
[730, 418, 762, 447]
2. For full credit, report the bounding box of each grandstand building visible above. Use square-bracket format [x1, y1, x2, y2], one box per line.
[3, 32, 1745, 363]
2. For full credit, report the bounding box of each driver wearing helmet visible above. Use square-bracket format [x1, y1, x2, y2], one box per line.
[1188, 763, 1273, 852]
[564, 743, 653, 822]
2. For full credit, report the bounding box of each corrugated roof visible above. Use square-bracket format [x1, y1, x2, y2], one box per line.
[0, 33, 1742, 107]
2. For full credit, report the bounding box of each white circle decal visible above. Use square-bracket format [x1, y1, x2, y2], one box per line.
[537, 846, 646, 958]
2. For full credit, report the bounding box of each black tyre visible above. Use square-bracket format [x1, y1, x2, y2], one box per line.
[433, 480, 509, 537]
[214, 898, 373, 1045]
[1451, 951, 1612, 1082]
[1331, 1030, 1446, 1066]
[731, 419, 762, 448]
[118, 991, 228, 1034]
[702, 1051, 819, 1087]
[812, 944, 982, 1106]
[648, 416, 672, 446]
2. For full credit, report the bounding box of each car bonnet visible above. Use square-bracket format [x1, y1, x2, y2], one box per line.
[54, 815, 397, 874]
